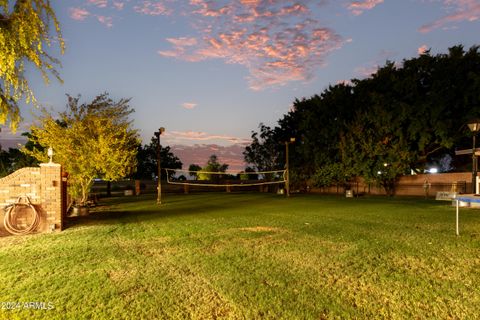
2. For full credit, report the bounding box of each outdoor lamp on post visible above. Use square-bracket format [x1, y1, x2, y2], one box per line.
[156, 127, 165, 204]
[285, 137, 296, 197]
[47, 147, 54, 163]
[468, 120, 480, 194]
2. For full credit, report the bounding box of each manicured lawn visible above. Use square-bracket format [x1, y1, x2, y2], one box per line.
[1, 193, 479, 319]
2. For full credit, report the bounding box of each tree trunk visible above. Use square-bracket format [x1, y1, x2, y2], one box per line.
[382, 179, 397, 197]
[80, 178, 94, 205]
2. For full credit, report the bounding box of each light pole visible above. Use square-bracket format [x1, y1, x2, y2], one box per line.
[156, 127, 165, 204]
[468, 121, 480, 194]
[285, 137, 295, 197]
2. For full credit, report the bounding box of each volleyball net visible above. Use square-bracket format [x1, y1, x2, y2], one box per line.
[164, 168, 287, 188]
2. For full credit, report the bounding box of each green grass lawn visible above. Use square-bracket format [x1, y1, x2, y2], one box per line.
[1, 193, 480, 319]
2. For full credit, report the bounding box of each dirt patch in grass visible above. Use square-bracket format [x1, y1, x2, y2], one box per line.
[107, 268, 136, 283]
[239, 226, 285, 233]
[388, 254, 479, 282]
[164, 263, 240, 319]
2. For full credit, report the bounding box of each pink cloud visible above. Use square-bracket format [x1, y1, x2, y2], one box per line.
[97, 15, 114, 27]
[347, 0, 384, 16]
[113, 1, 125, 10]
[419, 0, 480, 33]
[190, 0, 232, 17]
[240, 0, 261, 7]
[164, 131, 250, 146]
[159, 1, 344, 90]
[69, 7, 114, 28]
[88, 0, 108, 8]
[134, 1, 172, 16]
[158, 37, 201, 61]
[166, 37, 198, 46]
[69, 7, 91, 21]
[181, 102, 197, 109]
[418, 44, 429, 55]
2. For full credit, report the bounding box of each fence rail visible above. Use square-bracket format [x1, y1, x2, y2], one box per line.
[311, 180, 470, 197]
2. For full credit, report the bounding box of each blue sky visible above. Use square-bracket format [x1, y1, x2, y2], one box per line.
[3, 0, 480, 170]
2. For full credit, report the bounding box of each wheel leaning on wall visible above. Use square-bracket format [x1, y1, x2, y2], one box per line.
[3, 196, 40, 235]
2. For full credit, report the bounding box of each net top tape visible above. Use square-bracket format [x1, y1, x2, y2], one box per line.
[164, 168, 286, 175]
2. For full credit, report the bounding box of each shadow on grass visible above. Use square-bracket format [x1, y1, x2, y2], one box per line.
[64, 192, 285, 230]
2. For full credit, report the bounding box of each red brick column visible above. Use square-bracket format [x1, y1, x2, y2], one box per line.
[40, 163, 63, 231]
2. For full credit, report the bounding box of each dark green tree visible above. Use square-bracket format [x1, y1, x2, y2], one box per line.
[243, 124, 282, 172]
[135, 136, 182, 180]
[0, 132, 40, 178]
[340, 46, 480, 194]
[245, 45, 480, 195]
[291, 83, 357, 174]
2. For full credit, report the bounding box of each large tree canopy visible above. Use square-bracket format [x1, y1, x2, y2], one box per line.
[0, 0, 64, 129]
[25, 93, 139, 204]
[245, 45, 480, 195]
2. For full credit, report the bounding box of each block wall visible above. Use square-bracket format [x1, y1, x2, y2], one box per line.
[0, 163, 63, 236]
[311, 172, 472, 197]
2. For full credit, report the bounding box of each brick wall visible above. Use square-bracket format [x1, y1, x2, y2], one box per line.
[0, 163, 63, 236]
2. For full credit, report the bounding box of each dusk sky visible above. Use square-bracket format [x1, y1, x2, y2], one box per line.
[2, 0, 480, 170]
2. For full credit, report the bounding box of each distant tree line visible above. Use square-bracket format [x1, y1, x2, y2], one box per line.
[187, 155, 257, 181]
[244, 45, 480, 195]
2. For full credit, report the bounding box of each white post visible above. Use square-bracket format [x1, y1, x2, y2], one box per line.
[456, 199, 459, 236]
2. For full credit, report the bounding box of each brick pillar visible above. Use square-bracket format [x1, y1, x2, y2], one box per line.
[40, 163, 63, 231]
